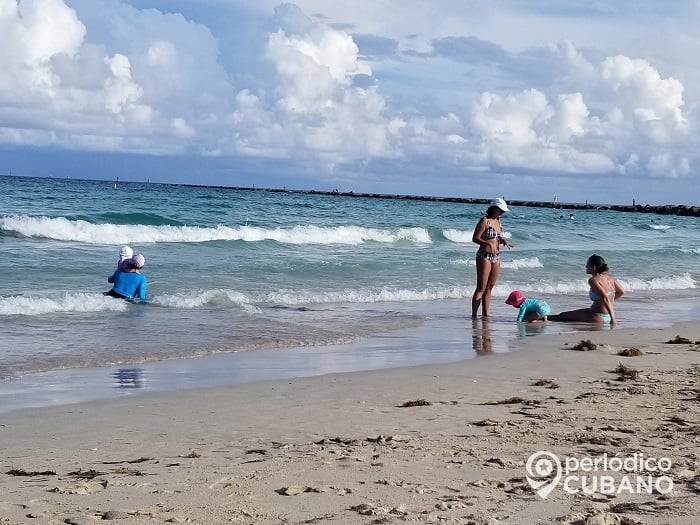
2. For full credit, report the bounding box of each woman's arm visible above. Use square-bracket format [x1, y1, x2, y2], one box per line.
[601, 295, 616, 324]
[496, 217, 513, 248]
[613, 277, 625, 300]
[606, 277, 625, 324]
[499, 235, 513, 249]
[472, 217, 487, 246]
[472, 218, 498, 252]
[590, 277, 616, 323]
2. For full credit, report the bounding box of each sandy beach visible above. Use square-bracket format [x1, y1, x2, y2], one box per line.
[1, 322, 699, 525]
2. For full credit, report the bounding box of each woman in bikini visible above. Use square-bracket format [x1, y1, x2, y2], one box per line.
[471, 198, 513, 317]
[549, 254, 625, 324]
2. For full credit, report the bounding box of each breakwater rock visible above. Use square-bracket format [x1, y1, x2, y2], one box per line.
[503, 200, 700, 217]
[183, 184, 700, 217]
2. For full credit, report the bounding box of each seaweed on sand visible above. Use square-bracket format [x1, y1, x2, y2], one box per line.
[399, 399, 431, 407]
[572, 339, 597, 351]
[618, 347, 643, 356]
[615, 362, 640, 380]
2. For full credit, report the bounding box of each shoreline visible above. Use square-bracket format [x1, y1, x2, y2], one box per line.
[4, 293, 697, 417]
[0, 310, 522, 416]
[1, 321, 698, 523]
[2, 292, 699, 416]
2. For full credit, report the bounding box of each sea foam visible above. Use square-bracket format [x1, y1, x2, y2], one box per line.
[1, 215, 432, 245]
[0, 293, 128, 316]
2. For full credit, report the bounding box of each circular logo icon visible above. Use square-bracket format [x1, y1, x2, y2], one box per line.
[525, 450, 562, 499]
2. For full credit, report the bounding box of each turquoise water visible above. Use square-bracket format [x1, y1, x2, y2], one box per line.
[1, 175, 699, 383]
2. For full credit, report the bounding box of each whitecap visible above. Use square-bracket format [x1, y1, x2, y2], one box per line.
[0, 215, 431, 246]
[0, 293, 128, 316]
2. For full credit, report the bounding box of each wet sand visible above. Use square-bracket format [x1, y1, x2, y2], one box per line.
[0, 310, 534, 415]
[1, 321, 698, 524]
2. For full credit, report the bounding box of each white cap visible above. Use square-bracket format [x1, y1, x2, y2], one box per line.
[119, 245, 133, 261]
[490, 197, 509, 212]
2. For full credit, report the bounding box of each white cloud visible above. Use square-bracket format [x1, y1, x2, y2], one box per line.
[230, 5, 393, 160]
[465, 89, 609, 173]
[600, 56, 687, 140]
[444, 49, 693, 178]
[647, 153, 690, 179]
[0, 0, 85, 99]
[0, 0, 234, 153]
[0, 0, 699, 202]
[14, 0, 84, 63]
[550, 93, 589, 140]
[171, 117, 195, 138]
[104, 54, 143, 115]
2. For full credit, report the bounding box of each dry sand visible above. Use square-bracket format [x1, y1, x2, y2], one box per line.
[1, 322, 699, 525]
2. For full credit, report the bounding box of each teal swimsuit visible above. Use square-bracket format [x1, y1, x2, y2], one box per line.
[589, 289, 614, 323]
[515, 298, 550, 322]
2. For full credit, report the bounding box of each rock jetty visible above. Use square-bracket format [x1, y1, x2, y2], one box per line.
[191, 185, 700, 217]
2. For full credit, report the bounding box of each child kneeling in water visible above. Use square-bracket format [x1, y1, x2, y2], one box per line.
[506, 290, 549, 322]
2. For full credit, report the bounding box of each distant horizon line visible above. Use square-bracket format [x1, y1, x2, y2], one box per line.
[2, 172, 698, 214]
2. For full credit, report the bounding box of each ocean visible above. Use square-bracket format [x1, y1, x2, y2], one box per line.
[1, 175, 699, 412]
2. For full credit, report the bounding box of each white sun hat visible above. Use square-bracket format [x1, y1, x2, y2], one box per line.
[119, 245, 133, 261]
[490, 197, 509, 212]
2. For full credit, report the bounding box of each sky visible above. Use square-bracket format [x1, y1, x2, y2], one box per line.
[2, 0, 700, 205]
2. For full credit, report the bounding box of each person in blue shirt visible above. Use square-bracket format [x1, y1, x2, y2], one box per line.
[105, 253, 147, 302]
[505, 290, 549, 322]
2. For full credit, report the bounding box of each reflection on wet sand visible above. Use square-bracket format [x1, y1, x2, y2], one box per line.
[113, 368, 145, 388]
[471, 318, 493, 355]
[517, 322, 548, 338]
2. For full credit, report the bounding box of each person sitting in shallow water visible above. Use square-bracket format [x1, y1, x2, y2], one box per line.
[549, 254, 624, 324]
[105, 253, 147, 302]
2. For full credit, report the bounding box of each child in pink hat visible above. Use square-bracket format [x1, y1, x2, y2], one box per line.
[505, 290, 550, 322]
